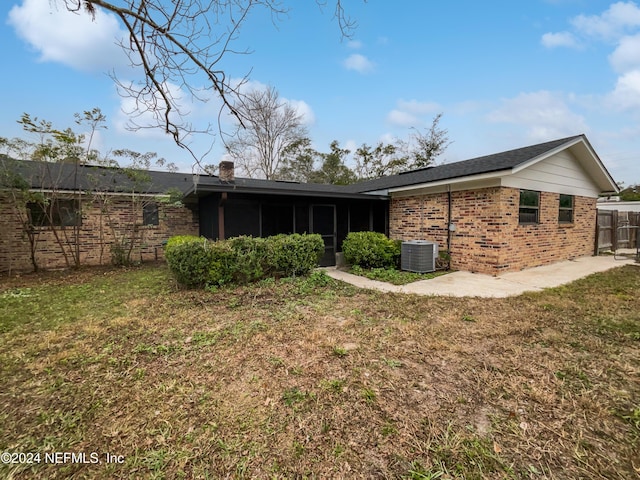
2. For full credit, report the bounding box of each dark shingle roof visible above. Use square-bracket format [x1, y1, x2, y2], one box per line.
[343, 135, 584, 193]
[4, 158, 195, 194]
[3, 158, 385, 200]
[3, 135, 591, 199]
[187, 174, 385, 199]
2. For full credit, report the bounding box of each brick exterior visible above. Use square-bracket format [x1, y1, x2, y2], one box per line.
[0, 193, 198, 273]
[390, 187, 596, 275]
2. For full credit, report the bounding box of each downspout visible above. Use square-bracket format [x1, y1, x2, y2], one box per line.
[218, 192, 227, 240]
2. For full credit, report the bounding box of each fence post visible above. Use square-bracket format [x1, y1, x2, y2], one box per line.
[594, 208, 600, 256]
[612, 210, 618, 251]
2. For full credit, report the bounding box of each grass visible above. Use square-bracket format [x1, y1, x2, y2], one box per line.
[349, 265, 447, 285]
[0, 263, 639, 478]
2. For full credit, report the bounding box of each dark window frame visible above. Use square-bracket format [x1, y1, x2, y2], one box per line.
[519, 190, 540, 225]
[558, 194, 574, 224]
[143, 202, 160, 226]
[27, 198, 81, 227]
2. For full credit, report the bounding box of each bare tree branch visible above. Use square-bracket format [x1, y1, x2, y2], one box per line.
[225, 86, 308, 179]
[57, 1, 358, 166]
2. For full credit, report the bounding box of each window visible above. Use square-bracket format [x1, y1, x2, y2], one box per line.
[519, 190, 539, 224]
[559, 194, 574, 223]
[27, 199, 81, 227]
[143, 202, 159, 226]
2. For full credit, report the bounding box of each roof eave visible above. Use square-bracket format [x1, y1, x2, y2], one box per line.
[387, 169, 511, 194]
[184, 184, 388, 200]
[511, 135, 619, 194]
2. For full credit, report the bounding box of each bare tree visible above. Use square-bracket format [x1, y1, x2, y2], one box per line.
[225, 86, 308, 179]
[58, 1, 357, 162]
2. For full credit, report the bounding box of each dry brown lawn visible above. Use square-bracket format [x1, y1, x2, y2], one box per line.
[0, 264, 639, 479]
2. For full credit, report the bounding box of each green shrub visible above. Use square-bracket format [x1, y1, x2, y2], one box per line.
[165, 236, 236, 287]
[266, 233, 324, 277]
[165, 235, 202, 249]
[227, 236, 268, 284]
[205, 241, 236, 286]
[165, 233, 325, 288]
[342, 231, 400, 269]
[165, 236, 214, 287]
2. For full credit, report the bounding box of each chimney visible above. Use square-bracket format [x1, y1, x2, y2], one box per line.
[219, 161, 235, 182]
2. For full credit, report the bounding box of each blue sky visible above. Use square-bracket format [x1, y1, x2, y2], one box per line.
[1, 0, 640, 185]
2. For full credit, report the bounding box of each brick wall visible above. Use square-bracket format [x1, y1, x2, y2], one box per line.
[497, 188, 596, 272]
[0, 193, 199, 273]
[389, 187, 596, 275]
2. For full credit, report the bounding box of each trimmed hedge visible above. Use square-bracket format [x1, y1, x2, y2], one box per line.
[165, 233, 324, 288]
[164, 236, 234, 287]
[266, 233, 325, 277]
[341, 231, 401, 269]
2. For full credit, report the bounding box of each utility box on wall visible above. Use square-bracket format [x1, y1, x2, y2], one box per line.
[401, 240, 438, 273]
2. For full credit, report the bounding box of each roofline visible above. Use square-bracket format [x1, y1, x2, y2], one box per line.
[510, 136, 583, 174]
[576, 135, 620, 193]
[13, 188, 171, 198]
[388, 169, 511, 194]
[388, 134, 620, 195]
[511, 135, 619, 193]
[184, 184, 389, 200]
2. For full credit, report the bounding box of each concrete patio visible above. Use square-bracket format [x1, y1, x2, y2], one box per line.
[323, 255, 639, 298]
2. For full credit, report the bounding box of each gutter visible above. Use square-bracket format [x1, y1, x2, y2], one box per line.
[182, 184, 389, 201]
[447, 185, 453, 254]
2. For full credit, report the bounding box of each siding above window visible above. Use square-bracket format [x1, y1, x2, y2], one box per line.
[519, 190, 539, 224]
[559, 194, 574, 223]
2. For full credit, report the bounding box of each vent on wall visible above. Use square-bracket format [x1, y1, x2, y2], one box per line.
[401, 240, 438, 273]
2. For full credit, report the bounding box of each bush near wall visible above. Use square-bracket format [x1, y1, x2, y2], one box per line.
[342, 231, 401, 269]
[164, 235, 234, 287]
[265, 234, 325, 277]
[165, 233, 324, 288]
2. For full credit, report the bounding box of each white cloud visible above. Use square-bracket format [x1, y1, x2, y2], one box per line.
[228, 79, 316, 125]
[607, 70, 640, 110]
[386, 99, 441, 127]
[115, 81, 190, 138]
[378, 133, 396, 144]
[286, 99, 316, 125]
[397, 99, 440, 115]
[541, 31, 581, 48]
[609, 33, 640, 72]
[487, 91, 589, 141]
[571, 1, 640, 40]
[343, 53, 375, 74]
[387, 109, 420, 127]
[344, 139, 358, 153]
[347, 40, 363, 49]
[8, 0, 128, 72]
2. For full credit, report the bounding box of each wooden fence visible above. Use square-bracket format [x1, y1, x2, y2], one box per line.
[596, 210, 640, 252]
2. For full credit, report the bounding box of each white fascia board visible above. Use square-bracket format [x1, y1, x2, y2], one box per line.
[361, 189, 389, 196]
[387, 170, 509, 195]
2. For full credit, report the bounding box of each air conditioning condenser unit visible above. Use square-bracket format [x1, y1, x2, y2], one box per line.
[401, 240, 438, 273]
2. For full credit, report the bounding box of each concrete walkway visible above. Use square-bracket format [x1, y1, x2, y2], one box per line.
[324, 255, 638, 298]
